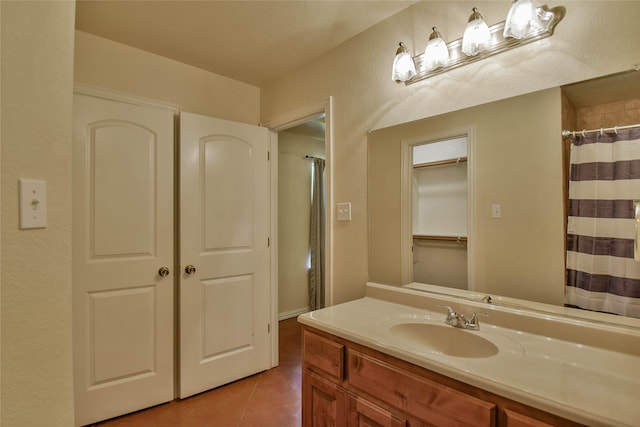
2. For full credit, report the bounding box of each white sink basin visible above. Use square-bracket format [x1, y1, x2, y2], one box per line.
[390, 322, 499, 358]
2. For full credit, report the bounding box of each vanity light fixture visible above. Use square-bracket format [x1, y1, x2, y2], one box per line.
[392, 3, 565, 85]
[461, 8, 491, 56]
[424, 27, 451, 70]
[504, 0, 542, 39]
[391, 42, 417, 83]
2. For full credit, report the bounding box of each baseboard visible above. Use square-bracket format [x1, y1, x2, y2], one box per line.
[278, 307, 310, 321]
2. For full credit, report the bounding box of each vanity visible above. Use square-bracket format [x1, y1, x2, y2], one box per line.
[298, 283, 640, 427]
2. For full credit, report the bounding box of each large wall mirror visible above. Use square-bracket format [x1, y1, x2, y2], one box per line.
[368, 69, 640, 323]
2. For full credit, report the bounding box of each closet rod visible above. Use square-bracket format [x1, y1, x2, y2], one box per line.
[305, 155, 324, 160]
[413, 235, 467, 243]
[561, 123, 640, 138]
[413, 157, 467, 169]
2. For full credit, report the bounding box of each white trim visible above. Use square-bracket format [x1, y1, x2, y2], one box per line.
[400, 127, 475, 289]
[73, 83, 181, 114]
[268, 130, 279, 368]
[261, 99, 328, 132]
[278, 307, 310, 321]
[400, 142, 413, 285]
[262, 97, 334, 366]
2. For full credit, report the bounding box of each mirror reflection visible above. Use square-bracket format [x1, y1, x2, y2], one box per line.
[368, 69, 640, 321]
[412, 137, 468, 290]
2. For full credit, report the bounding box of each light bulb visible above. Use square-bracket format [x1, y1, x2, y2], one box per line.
[461, 8, 491, 57]
[504, 0, 540, 39]
[391, 42, 417, 83]
[424, 27, 450, 70]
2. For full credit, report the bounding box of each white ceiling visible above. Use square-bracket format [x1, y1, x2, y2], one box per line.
[75, 0, 417, 86]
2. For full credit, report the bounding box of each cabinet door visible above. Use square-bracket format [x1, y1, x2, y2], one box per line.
[348, 395, 407, 427]
[303, 371, 348, 427]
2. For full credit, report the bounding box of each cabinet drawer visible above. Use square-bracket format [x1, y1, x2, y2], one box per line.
[348, 349, 496, 427]
[504, 409, 558, 427]
[348, 394, 408, 427]
[303, 330, 345, 381]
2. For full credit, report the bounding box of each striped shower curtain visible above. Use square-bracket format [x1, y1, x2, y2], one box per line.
[565, 129, 640, 318]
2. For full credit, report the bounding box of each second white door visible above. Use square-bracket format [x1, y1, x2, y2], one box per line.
[179, 112, 272, 397]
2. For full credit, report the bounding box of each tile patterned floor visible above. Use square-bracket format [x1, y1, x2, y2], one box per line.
[93, 318, 302, 427]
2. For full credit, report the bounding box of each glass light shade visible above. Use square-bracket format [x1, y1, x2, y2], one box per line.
[461, 8, 491, 56]
[503, 0, 541, 39]
[391, 42, 417, 83]
[424, 27, 450, 70]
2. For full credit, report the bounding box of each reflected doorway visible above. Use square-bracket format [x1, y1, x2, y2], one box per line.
[411, 136, 469, 289]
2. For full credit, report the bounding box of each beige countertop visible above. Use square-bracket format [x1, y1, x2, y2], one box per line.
[298, 283, 640, 427]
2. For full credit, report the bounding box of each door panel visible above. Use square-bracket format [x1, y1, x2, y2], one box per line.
[92, 123, 156, 257]
[180, 112, 271, 398]
[72, 94, 174, 426]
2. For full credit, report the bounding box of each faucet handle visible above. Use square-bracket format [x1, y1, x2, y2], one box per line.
[438, 304, 456, 316]
[438, 304, 459, 325]
[468, 312, 488, 327]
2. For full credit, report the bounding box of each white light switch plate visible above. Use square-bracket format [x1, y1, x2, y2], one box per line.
[337, 202, 352, 221]
[19, 179, 47, 229]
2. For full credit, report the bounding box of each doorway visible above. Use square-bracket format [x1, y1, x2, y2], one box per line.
[277, 117, 326, 319]
[261, 97, 333, 366]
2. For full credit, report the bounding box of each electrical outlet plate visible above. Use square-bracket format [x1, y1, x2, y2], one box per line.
[337, 202, 352, 221]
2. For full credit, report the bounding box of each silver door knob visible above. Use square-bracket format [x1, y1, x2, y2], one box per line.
[185, 265, 196, 275]
[158, 267, 170, 277]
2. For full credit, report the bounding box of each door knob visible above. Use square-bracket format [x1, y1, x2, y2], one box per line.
[185, 265, 196, 275]
[158, 267, 170, 277]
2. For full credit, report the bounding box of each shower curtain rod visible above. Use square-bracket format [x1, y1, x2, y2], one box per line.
[561, 123, 640, 138]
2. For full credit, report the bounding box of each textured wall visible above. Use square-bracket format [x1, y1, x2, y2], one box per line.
[1, 1, 76, 425]
[260, 1, 640, 304]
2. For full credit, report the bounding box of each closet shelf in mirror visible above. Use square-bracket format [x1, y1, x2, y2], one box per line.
[413, 157, 467, 169]
[413, 235, 467, 244]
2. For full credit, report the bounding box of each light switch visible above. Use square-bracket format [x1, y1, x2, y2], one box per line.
[337, 202, 352, 221]
[491, 204, 502, 219]
[19, 179, 47, 229]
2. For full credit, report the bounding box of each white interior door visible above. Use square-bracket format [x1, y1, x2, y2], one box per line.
[179, 112, 272, 398]
[72, 93, 175, 426]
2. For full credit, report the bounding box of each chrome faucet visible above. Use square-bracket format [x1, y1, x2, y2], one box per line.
[439, 305, 487, 331]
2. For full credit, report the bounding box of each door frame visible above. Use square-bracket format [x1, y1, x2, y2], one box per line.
[262, 97, 333, 367]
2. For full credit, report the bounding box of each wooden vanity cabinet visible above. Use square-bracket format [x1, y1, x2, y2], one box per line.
[301, 325, 585, 427]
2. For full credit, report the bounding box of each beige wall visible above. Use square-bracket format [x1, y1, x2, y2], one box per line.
[74, 31, 260, 124]
[1, 1, 76, 425]
[278, 132, 324, 317]
[369, 88, 565, 305]
[261, 1, 640, 305]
